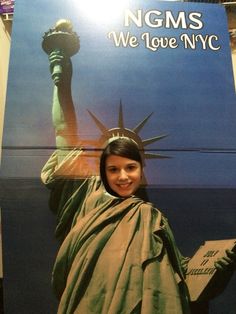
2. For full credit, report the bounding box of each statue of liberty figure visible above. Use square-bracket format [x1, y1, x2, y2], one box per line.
[41, 20, 236, 314]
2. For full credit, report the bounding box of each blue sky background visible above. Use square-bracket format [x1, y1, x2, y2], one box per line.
[1, 0, 236, 186]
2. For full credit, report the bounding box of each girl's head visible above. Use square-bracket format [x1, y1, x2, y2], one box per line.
[100, 137, 143, 197]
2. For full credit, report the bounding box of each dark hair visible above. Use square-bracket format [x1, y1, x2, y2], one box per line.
[100, 137, 143, 195]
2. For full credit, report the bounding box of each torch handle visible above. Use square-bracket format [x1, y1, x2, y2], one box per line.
[51, 63, 62, 86]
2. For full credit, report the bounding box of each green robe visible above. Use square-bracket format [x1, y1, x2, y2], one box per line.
[41, 151, 191, 314]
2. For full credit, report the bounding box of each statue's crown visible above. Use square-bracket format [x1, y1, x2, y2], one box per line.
[87, 101, 169, 162]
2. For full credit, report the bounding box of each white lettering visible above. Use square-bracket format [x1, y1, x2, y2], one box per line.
[165, 11, 187, 29]
[108, 31, 139, 48]
[124, 9, 142, 27]
[189, 12, 203, 30]
[144, 10, 163, 28]
[180, 34, 221, 50]
[180, 34, 196, 49]
[208, 35, 221, 51]
[124, 9, 204, 30]
[141, 32, 178, 52]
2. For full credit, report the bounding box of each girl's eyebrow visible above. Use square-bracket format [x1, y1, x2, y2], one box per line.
[106, 162, 138, 168]
[126, 162, 139, 167]
[106, 165, 118, 169]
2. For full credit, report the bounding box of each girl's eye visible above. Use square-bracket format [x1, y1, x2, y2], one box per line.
[107, 167, 118, 173]
[126, 165, 137, 171]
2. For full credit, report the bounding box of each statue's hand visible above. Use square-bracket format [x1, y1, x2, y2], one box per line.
[214, 249, 236, 272]
[49, 50, 72, 86]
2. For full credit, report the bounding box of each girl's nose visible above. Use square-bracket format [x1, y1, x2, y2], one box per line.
[119, 169, 128, 180]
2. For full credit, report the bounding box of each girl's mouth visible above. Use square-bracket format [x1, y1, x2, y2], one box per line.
[117, 182, 131, 189]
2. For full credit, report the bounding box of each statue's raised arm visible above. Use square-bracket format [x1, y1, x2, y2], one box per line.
[42, 19, 80, 152]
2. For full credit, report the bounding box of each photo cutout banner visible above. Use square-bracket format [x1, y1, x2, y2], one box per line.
[1, 0, 236, 313]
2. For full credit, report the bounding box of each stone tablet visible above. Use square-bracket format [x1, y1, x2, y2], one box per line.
[186, 239, 236, 301]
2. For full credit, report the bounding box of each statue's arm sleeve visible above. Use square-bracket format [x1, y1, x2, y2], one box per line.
[41, 149, 91, 241]
[48, 50, 79, 153]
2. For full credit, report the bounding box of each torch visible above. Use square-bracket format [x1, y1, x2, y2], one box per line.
[42, 19, 80, 85]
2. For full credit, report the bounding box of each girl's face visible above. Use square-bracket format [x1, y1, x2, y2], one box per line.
[105, 154, 142, 197]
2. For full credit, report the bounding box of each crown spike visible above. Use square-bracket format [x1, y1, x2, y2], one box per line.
[144, 152, 171, 159]
[133, 112, 153, 134]
[142, 134, 168, 147]
[118, 100, 124, 129]
[87, 109, 108, 134]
